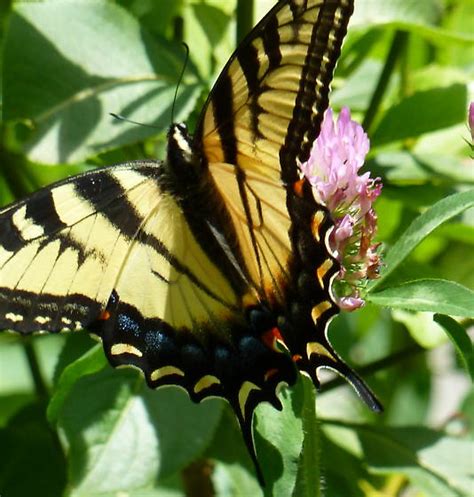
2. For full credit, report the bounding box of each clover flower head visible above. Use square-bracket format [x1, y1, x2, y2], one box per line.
[300, 107, 383, 310]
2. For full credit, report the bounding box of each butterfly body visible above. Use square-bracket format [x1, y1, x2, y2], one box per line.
[0, 0, 382, 484]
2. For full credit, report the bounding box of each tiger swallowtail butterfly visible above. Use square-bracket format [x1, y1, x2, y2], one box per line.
[0, 0, 381, 484]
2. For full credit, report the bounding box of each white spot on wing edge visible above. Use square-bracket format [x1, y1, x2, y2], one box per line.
[34, 316, 51, 325]
[110, 343, 143, 357]
[150, 365, 185, 382]
[193, 374, 221, 394]
[6, 312, 23, 323]
[238, 381, 261, 420]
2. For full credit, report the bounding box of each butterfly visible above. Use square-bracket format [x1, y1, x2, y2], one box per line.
[0, 0, 381, 484]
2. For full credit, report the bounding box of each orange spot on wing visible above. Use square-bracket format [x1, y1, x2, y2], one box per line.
[292, 354, 303, 363]
[293, 179, 305, 197]
[264, 368, 279, 382]
[99, 310, 111, 321]
[262, 327, 285, 351]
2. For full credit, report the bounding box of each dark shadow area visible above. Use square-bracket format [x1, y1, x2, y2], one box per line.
[0, 401, 67, 497]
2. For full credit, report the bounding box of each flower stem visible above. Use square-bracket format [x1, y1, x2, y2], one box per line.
[362, 30, 408, 133]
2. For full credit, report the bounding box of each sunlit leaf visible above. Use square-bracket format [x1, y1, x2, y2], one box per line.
[434, 314, 474, 381]
[3, 2, 201, 163]
[368, 279, 474, 317]
[371, 190, 474, 290]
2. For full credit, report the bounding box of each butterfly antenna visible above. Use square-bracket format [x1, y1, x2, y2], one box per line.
[109, 113, 161, 129]
[171, 42, 190, 124]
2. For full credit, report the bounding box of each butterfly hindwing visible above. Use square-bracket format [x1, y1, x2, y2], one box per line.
[0, 163, 161, 333]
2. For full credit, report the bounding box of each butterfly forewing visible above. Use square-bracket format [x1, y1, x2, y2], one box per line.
[196, 0, 354, 303]
[0, 163, 238, 334]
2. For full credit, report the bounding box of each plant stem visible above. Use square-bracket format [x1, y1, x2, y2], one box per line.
[321, 343, 424, 393]
[23, 339, 49, 401]
[236, 0, 254, 44]
[362, 30, 408, 133]
[295, 376, 321, 497]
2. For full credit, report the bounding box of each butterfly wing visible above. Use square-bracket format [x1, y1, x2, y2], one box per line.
[0, 162, 237, 334]
[195, 0, 354, 303]
[194, 0, 366, 384]
[0, 159, 296, 457]
[0, 0, 380, 484]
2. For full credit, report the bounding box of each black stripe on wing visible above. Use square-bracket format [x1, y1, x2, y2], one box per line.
[210, 74, 238, 165]
[0, 189, 67, 252]
[280, 0, 354, 182]
[25, 189, 67, 236]
[0, 288, 102, 333]
[74, 172, 145, 239]
[0, 162, 163, 333]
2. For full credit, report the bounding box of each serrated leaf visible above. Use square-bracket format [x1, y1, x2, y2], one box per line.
[434, 314, 474, 381]
[371, 190, 474, 290]
[367, 279, 474, 317]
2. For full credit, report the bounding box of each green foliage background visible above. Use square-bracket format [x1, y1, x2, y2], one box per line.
[0, 1, 473, 496]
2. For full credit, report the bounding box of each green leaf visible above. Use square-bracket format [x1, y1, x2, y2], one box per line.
[368, 151, 474, 185]
[323, 421, 473, 497]
[253, 376, 323, 497]
[351, 0, 474, 45]
[208, 407, 263, 496]
[185, 3, 233, 80]
[292, 377, 321, 497]
[56, 367, 222, 496]
[352, 0, 441, 27]
[392, 309, 447, 348]
[47, 344, 107, 423]
[371, 85, 468, 146]
[3, 2, 201, 163]
[371, 189, 474, 290]
[434, 314, 474, 381]
[434, 223, 474, 245]
[319, 432, 369, 497]
[367, 279, 474, 317]
[256, 380, 304, 496]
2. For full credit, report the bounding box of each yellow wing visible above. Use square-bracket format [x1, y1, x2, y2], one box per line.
[0, 162, 238, 334]
[195, 0, 354, 303]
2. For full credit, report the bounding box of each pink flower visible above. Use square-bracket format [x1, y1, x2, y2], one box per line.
[300, 107, 382, 310]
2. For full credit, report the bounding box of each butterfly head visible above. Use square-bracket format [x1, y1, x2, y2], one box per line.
[167, 123, 194, 166]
